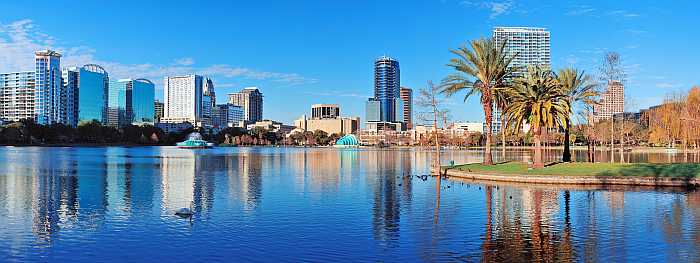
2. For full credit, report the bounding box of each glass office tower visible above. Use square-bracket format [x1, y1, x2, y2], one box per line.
[34, 50, 62, 124]
[107, 80, 129, 127]
[373, 56, 400, 122]
[76, 64, 109, 124]
[61, 69, 79, 126]
[107, 79, 155, 127]
[131, 79, 155, 125]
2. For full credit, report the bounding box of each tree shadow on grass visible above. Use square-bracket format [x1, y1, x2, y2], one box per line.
[597, 163, 700, 188]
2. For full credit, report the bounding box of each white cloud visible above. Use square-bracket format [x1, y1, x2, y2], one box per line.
[461, 0, 514, 19]
[607, 10, 640, 18]
[566, 6, 596, 16]
[655, 83, 683, 89]
[0, 19, 316, 90]
[174, 57, 195, 66]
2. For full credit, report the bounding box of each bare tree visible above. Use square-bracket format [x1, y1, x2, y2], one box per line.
[598, 51, 626, 163]
[417, 81, 448, 175]
[619, 96, 637, 163]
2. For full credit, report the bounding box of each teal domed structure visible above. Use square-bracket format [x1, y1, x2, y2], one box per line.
[334, 134, 360, 148]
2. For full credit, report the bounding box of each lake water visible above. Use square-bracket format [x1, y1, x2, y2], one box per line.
[0, 147, 698, 262]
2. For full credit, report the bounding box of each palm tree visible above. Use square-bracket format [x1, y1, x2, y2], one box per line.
[494, 88, 511, 160]
[557, 68, 598, 162]
[441, 38, 517, 165]
[503, 66, 570, 169]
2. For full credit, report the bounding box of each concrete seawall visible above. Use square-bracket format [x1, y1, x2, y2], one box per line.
[446, 169, 700, 187]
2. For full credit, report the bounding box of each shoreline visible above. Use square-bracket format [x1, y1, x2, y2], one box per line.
[445, 169, 700, 188]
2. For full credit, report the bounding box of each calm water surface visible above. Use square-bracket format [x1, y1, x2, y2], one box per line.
[0, 147, 698, 262]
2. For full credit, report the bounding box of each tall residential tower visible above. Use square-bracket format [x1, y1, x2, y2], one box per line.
[228, 87, 263, 123]
[491, 27, 551, 133]
[34, 50, 63, 124]
[593, 80, 625, 121]
[373, 56, 400, 122]
[365, 56, 404, 131]
[162, 75, 203, 125]
[399, 87, 413, 130]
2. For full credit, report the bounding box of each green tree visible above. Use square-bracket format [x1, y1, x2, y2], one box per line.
[441, 37, 517, 165]
[313, 130, 329, 145]
[503, 66, 570, 169]
[556, 68, 598, 162]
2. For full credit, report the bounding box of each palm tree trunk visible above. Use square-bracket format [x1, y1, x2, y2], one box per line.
[533, 127, 544, 169]
[563, 118, 572, 162]
[501, 115, 506, 161]
[483, 102, 494, 165]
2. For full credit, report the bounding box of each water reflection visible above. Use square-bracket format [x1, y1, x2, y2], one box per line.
[0, 147, 699, 262]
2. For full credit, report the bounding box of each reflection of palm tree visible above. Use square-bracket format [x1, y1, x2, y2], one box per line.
[479, 183, 574, 262]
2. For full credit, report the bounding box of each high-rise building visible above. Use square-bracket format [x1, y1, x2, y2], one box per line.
[61, 69, 79, 126]
[131, 79, 155, 125]
[154, 100, 164, 122]
[399, 87, 413, 129]
[311, 104, 340, 119]
[107, 78, 155, 126]
[364, 56, 405, 131]
[0, 71, 35, 122]
[34, 50, 63, 125]
[67, 64, 109, 124]
[228, 87, 263, 122]
[202, 77, 216, 126]
[491, 27, 551, 134]
[493, 27, 551, 76]
[594, 80, 625, 121]
[107, 79, 129, 127]
[213, 103, 244, 128]
[162, 75, 203, 125]
[365, 99, 381, 122]
[373, 56, 400, 122]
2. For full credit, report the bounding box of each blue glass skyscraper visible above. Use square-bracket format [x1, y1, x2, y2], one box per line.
[107, 78, 155, 127]
[34, 50, 62, 124]
[373, 56, 400, 122]
[75, 64, 109, 124]
[131, 79, 155, 125]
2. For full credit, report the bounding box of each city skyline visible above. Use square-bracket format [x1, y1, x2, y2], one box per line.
[0, 1, 698, 124]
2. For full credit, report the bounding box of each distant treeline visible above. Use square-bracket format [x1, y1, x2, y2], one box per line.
[0, 119, 339, 146]
[0, 119, 186, 146]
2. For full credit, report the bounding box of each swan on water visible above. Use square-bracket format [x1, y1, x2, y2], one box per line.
[175, 203, 194, 218]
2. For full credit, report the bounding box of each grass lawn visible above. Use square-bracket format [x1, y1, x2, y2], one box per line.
[450, 162, 700, 178]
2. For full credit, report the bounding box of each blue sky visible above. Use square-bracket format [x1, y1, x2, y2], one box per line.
[0, 0, 697, 124]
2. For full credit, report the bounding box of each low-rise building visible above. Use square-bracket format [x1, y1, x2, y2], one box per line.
[247, 120, 295, 134]
[156, 122, 193, 133]
[295, 104, 360, 135]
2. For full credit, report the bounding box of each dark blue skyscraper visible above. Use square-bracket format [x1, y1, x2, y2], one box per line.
[373, 56, 400, 122]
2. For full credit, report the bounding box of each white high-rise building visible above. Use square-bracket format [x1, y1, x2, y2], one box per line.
[0, 71, 35, 122]
[491, 27, 551, 134]
[162, 75, 203, 125]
